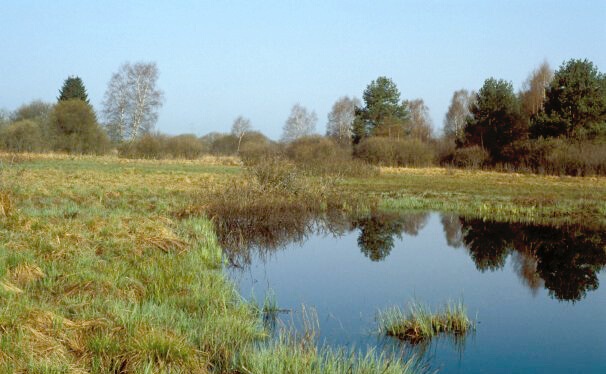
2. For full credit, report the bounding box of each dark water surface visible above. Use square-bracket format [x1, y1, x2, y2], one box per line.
[226, 212, 606, 373]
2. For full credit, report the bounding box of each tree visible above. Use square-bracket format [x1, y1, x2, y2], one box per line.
[58, 76, 89, 103]
[230, 116, 252, 152]
[51, 99, 109, 154]
[0, 109, 11, 128]
[403, 98, 433, 142]
[532, 59, 606, 139]
[326, 96, 360, 145]
[463, 78, 526, 163]
[443, 89, 474, 144]
[520, 61, 552, 117]
[281, 103, 317, 142]
[102, 62, 164, 142]
[353, 76, 409, 143]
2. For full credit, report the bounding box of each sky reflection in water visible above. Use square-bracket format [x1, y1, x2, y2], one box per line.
[226, 212, 606, 374]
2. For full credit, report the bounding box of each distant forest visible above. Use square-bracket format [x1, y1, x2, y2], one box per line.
[1, 58, 605, 176]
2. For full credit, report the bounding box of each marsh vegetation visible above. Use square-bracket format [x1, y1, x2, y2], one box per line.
[1, 153, 605, 372]
[378, 301, 474, 344]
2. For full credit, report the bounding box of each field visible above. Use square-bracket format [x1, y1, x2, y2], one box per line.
[1, 153, 604, 373]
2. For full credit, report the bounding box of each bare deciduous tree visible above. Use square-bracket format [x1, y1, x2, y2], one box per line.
[281, 103, 317, 142]
[404, 98, 433, 141]
[102, 62, 164, 142]
[443, 89, 474, 143]
[326, 96, 360, 145]
[520, 61, 552, 117]
[230, 116, 252, 152]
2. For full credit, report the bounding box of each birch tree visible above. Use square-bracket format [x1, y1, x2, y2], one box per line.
[230, 116, 252, 152]
[102, 62, 164, 142]
[443, 89, 474, 143]
[520, 61, 552, 117]
[404, 98, 433, 141]
[281, 104, 317, 142]
[326, 96, 359, 145]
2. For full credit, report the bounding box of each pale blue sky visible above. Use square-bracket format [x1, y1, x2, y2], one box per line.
[1, 1, 605, 139]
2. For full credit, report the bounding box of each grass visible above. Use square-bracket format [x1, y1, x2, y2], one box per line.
[0, 152, 603, 372]
[360, 167, 606, 226]
[0, 153, 421, 373]
[378, 300, 474, 344]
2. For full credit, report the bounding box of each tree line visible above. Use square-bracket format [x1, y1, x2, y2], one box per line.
[1, 58, 604, 175]
[0, 62, 163, 155]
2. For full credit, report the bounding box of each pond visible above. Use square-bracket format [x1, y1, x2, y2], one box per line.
[225, 212, 606, 373]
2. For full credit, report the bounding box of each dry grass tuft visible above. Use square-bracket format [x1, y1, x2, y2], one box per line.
[0, 192, 13, 217]
[137, 225, 189, 254]
[144, 236, 188, 253]
[9, 264, 45, 285]
[1, 280, 23, 294]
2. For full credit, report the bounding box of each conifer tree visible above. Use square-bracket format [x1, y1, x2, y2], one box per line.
[58, 76, 90, 103]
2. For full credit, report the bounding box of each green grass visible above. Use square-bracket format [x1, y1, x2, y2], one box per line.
[0, 154, 424, 373]
[378, 300, 474, 344]
[349, 167, 606, 226]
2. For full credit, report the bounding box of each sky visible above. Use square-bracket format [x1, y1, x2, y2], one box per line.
[1, 1, 605, 140]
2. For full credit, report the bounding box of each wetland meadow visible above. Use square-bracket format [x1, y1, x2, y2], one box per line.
[1, 153, 604, 373]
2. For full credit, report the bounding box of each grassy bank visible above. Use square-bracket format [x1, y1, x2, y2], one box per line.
[0, 154, 422, 373]
[363, 167, 606, 226]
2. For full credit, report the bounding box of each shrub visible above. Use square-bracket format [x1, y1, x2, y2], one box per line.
[544, 140, 606, 176]
[210, 134, 239, 155]
[246, 157, 302, 194]
[355, 137, 435, 167]
[119, 133, 210, 160]
[284, 136, 379, 177]
[285, 136, 349, 164]
[118, 133, 167, 159]
[434, 138, 457, 165]
[50, 100, 110, 154]
[0, 120, 45, 152]
[504, 138, 606, 176]
[452, 146, 489, 169]
[239, 141, 283, 166]
[164, 134, 207, 159]
[11, 100, 53, 123]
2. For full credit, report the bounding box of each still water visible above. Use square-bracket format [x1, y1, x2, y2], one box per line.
[226, 212, 606, 373]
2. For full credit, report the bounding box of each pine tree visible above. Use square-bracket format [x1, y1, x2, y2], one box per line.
[353, 76, 409, 142]
[58, 76, 90, 103]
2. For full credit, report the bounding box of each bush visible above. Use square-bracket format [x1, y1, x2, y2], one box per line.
[164, 134, 207, 159]
[239, 141, 283, 166]
[118, 133, 167, 159]
[452, 146, 489, 169]
[434, 138, 457, 165]
[501, 138, 606, 176]
[355, 137, 435, 167]
[285, 136, 350, 164]
[11, 100, 52, 123]
[50, 100, 110, 154]
[543, 140, 606, 176]
[0, 120, 46, 152]
[119, 133, 210, 160]
[210, 134, 239, 155]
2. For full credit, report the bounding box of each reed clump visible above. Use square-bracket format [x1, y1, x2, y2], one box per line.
[378, 300, 474, 344]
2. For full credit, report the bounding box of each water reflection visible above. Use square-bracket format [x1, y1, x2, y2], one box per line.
[455, 217, 606, 301]
[353, 212, 429, 262]
[217, 211, 606, 302]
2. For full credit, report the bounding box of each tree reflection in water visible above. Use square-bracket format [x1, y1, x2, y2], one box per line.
[443, 215, 606, 302]
[216, 209, 605, 302]
[353, 212, 429, 262]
